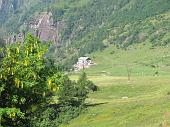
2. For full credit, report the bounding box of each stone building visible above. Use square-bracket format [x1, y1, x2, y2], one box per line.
[74, 57, 93, 71]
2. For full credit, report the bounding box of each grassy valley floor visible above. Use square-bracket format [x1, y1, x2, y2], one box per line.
[65, 76, 170, 127]
[62, 43, 170, 127]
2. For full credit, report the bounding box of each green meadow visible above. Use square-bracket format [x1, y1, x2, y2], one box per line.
[62, 43, 170, 127]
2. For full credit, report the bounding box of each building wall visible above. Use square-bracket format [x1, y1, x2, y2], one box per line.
[74, 58, 92, 70]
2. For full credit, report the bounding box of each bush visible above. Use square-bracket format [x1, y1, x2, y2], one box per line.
[29, 72, 97, 127]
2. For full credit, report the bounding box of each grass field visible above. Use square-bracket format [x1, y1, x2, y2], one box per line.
[78, 43, 170, 76]
[62, 43, 170, 127]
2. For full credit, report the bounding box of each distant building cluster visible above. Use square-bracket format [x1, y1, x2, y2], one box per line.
[74, 57, 94, 71]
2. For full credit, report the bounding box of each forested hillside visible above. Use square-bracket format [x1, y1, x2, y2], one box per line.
[0, 0, 170, 68]
[50, 0, 170, 69]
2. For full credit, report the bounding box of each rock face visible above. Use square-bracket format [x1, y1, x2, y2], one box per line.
[28, 12, 60, 43]
[6, 12, 62, 44]
[1, 0, 62, 44]
[35, 12, 57, 42]
[27, 11, 65, 44]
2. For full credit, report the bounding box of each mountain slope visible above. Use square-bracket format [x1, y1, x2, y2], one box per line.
[49, 0, 170, 68]
[0, 0, 170, 68]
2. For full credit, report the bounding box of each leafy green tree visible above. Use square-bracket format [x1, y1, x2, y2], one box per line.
[0, 34, 59, 126]
[57, 72, 97, 107]
[0, 34, 96, 127]
[75, 72, 98, 106]
[29, 72, 97, 127]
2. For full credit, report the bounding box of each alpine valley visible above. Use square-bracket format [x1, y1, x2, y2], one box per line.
[1, 0, 170, 127]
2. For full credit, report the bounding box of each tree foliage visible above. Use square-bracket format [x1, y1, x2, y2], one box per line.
[0, 34, 96, 127]
[29, 72, 97, 127]
[0, 34, 53, 126]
